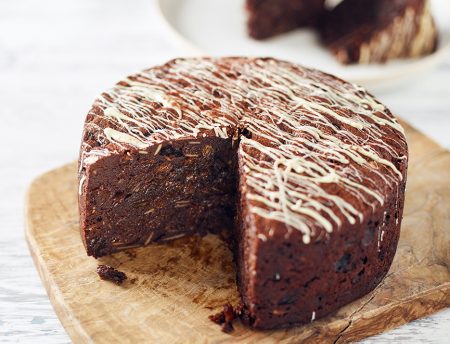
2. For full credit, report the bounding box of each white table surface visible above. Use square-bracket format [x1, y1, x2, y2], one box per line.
[0, 0, 449, 343]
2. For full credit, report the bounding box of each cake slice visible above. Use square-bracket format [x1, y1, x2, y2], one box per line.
[319, 0, 438, 64]
[246, 0, 325, 39]
[79, 57, 408, 329]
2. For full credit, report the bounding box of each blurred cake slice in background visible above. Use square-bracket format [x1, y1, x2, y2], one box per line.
[246, 0, 325, 39]
[319, 0, 438, 64]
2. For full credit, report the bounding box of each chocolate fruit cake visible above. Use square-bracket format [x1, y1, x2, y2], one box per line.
[246, 0, 325, 39]
[78, 57, 408, 330]
[245, 0, 438, 64]
[319, 0, 438, 64]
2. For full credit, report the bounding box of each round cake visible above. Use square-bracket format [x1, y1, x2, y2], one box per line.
[78, 57, 408, 330]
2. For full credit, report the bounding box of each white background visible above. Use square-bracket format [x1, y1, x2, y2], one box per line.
[0, 0, 449, 342]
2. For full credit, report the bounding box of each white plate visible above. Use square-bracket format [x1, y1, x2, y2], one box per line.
[156, 0, 450, 92]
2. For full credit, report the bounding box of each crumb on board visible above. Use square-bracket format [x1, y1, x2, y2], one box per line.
[96, 264, 127, 285]
[208, 303, 244, 333]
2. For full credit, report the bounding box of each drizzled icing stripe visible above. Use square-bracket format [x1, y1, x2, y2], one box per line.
[104, 128, 149, 149]
[79, 57, 407, 244]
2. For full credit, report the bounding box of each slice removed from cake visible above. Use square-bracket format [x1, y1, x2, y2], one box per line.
[319, 0, 438, 64]
[79, 57, 408, 329]
[246, 0, 325, 39]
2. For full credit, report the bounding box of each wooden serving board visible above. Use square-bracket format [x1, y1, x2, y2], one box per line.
[25, 121, 450, 344]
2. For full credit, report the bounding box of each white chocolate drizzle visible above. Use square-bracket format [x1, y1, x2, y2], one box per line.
[79, 57, 407, 244]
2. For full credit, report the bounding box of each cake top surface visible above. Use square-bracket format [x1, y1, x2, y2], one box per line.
[80, 57, 408, 244]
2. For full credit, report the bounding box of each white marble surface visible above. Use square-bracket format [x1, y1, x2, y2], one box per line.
[0, 0, 448, 343]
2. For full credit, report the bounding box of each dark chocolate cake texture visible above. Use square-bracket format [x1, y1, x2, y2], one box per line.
[246, 0, 325, 39]
[79, 57, 408, 330]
